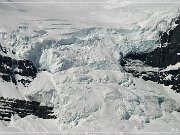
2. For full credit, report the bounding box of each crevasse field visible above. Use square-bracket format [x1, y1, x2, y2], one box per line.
[0, 0, 180, 134]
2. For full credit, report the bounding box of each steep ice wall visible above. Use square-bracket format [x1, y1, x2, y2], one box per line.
[1, 9, 179, 74]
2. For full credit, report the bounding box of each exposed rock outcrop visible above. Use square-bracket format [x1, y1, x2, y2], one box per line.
[0, 49, 37, 86]
[121, 17, 180, 93]
[0, 97, 56, 122]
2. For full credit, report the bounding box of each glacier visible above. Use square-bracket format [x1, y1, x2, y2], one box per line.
[0, 0, 180, 134]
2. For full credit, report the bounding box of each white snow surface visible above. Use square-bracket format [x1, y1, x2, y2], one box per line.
[0, 0, 180, 134]
[162, 63, 180, 71]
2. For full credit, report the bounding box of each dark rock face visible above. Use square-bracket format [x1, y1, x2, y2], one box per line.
[0, 97, 57, 122]
[121, 17, 180, 93]
[0, 44, 8, 54]
[0, 53, 37, 86]
[0, 46, 55, 122]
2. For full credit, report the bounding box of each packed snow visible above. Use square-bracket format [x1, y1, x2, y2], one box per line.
[0, 0, 180, 134]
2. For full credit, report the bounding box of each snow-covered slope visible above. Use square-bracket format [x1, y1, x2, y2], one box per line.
[0, 0, 180, 134]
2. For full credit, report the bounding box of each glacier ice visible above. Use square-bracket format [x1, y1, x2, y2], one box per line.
[0, 0, 180, 133]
